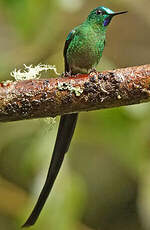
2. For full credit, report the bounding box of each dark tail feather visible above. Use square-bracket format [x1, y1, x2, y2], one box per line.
[22, 113, 78, 227]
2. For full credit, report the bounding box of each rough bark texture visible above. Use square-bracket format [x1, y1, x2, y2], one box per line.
[0, 64, 150, 122]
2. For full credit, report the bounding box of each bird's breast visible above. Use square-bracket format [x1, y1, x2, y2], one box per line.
[66, 30, 105, 73]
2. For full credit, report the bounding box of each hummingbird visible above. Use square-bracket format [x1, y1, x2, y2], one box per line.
[22, 6, 127, 227]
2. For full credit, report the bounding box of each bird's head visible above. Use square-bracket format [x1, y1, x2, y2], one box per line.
[87, 6, 127, 28]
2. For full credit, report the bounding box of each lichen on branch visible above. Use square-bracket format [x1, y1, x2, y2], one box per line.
[10, 64, 59, 81]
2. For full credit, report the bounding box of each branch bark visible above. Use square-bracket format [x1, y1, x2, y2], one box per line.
[0, 64, 150, 122]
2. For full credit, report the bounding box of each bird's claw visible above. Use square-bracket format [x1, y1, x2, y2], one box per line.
[63, 71, 72, 77]
[89, 68, 97, 75]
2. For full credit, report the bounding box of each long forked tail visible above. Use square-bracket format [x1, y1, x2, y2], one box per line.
[22, 113, 78, 227]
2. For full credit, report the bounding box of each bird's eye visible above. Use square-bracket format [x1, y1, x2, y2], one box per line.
[96, 9, 103, 15]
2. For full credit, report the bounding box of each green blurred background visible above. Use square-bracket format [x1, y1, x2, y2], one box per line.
[0, 0, 150, 229]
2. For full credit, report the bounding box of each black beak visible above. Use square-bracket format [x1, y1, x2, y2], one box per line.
[111, 11, 128, 16]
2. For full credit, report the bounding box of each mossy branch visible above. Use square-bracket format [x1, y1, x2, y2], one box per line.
[0, 64, 150, 122]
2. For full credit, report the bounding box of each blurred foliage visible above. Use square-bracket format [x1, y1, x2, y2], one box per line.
[0, 0, 150, 230]
[0, 0, 55, 40]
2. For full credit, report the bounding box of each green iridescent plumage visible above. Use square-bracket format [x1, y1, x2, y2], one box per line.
[65, 25, 105, 73]
[64, 6, 127, 74]
[23, 6, 127, 228]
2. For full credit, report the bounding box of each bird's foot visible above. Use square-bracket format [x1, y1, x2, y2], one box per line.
[89, 68, 98, 78]
[89, 68, 97, 75]
[63, 71, 72, 78]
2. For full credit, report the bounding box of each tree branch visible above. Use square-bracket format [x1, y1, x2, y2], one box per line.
[0, 64, 150, 122]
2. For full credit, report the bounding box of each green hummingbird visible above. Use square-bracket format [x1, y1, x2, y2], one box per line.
[23, 6, 127, 227]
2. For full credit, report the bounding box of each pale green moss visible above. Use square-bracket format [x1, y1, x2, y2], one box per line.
[57, 81, 83, 97]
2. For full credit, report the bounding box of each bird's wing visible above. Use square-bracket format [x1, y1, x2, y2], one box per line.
[64, 29, 76, 72]
[22, 29, 78, 228]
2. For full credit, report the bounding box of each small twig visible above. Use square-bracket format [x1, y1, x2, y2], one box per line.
[0, 64, 150, 122]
